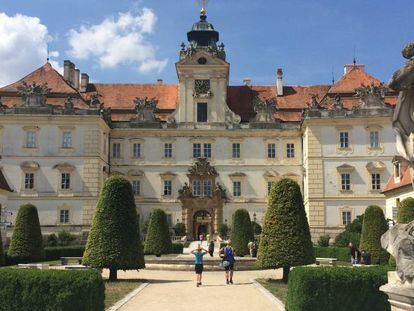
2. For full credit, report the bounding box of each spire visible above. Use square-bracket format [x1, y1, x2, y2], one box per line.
[187, 1, 219, 48]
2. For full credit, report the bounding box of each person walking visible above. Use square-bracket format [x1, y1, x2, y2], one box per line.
[348, 242, 361, 264]
[191, 244, 207, 287]
[208, 240, 215, 257]
[220, 241, 236, 285]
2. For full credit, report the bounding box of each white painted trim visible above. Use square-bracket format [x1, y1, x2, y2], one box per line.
[250, 278, 285, 311]
[107, 282, 149, 311]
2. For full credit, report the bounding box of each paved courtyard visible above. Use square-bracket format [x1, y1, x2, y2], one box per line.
[103, 268, 283, 311]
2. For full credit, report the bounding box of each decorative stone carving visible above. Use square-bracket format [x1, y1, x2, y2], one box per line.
[355, 84, 386, 108]
[194, 79, 212, 98]
[334, 95, 343, 110]
[89, 93, 101, 107]
[178, 182, 192, 198]
[309, 95, 319, 110]
[64, 96, 74, 112]
[251, 97, 276, 123]
[17, 82, 51, 107]
[133, 97, 158, 122]
[214, 182, 227, 200]
[188, 158, 218, 177]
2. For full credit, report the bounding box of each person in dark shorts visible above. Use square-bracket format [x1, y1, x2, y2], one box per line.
[220, 241, 236, 284]
[191, 244, 207, 287]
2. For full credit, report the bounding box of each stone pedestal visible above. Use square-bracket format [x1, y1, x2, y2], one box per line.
[380, 271, 414, 311]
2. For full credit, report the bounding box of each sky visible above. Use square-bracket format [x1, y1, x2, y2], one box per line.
[0, 0, 412, 87]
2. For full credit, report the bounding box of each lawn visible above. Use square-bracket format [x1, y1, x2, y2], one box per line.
[256, 278, 288, 304]
[104, 279, 142, 309]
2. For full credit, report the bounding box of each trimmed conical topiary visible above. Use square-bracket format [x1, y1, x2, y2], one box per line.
[230, 209, 254, 256]
[359, 205, 389, 265]
[397, 197, 414, 224]
[144, 209, 172, 256]
[8, 204, 43, 263]
[257, 178, 314, 282]
[0, 229, 4, 266]
[83, 176, 145, 281]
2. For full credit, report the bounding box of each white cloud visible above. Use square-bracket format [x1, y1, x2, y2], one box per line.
[67, 8, 168, 74]
[0, 13, 61, 86]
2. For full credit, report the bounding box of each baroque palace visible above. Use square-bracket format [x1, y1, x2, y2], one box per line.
[0, 10, 399, 242]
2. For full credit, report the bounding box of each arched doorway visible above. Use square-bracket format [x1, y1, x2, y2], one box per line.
[193, 210, 212, 240]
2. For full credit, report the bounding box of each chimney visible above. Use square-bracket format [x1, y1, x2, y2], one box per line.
[157, 79, 163, 85]
[74, 69, 80, 89]
[80, 73, 89, 92]
[344, 64, 365, 75]
[276, 68, 283, 96]
[63, 60, 72, 83]
[69, 62, 76, 86]
[243, 78, 252, 86]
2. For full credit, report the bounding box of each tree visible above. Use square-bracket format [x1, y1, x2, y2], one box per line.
[144, 209, 172, 256]
[0, 229, 4, 266]
[251, 221, 262, 235]
[397, 197, 414, 224]
[359, 205, 389, 265]
[230, 209, 254, 256]
[219, 223, 229, 238]
[83, 176, 145, 281]
[174, 222, 186, 236]
[257, 178, 314, 282]
[8, 204, 44, 263]
[334, 214, 364, 247]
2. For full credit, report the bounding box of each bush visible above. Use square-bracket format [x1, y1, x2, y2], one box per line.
[397, 197, 414, 224]
[56, 230, 77, 246]
[171, 243, 184, 254]
[44, 246, 85, 261]
[334, 231, 361, 248]
[345, 214, 364, 234]
[359, 205, 389, 265]
[0, 268, 104, 311]
[219, 223, 229, 238]
[46, 234, 58, 247]
[142, 219, 150, 235]
[8, 204, 44, 263]
[174, 223, 186, 236]
[257, 178, 314, 282]
[313, 246, 349, 262]
[251, 221, 262, 235]
[83, 176, 145, 281]
[231, 209, 254, 256]
[317, 235, 330, 247]
[0, 229, 4, 266]
[144, 209, 172, 256]
[286, 266, 391, 311]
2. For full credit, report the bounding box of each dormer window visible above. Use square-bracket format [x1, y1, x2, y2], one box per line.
[394, 161, 401, 180]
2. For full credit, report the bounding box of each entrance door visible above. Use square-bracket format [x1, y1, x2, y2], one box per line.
[193, 210, 211, 240]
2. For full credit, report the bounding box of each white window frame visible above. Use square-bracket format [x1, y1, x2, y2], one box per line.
[267, 143, 276, 159]
[164, 143, 173, 158]
[133, 143, 141, 159]
[339, 131, 349, 149]
[61, 172, 71, 190]
[24, 172, 35, 190]
[59, 209, 70, 224]
[286, 143, 295, 158]
[369, 131, 379, 148]
[112, 142, 121, 158]
[193, 143, 202, 158]
[132, 180, 141, 196]
[26, 131, 37, 148]
[341, 173, 351, 191]
[371, 173, 381, 191]
[232, 143, 241, 159]
[342, 210, 352, 225]
[233, 181, 242, 197]
[163, 180, 172, 197]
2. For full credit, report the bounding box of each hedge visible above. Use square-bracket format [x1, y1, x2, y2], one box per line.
[397, 197, 414, 224]
[231, 209, 254, 256]
[44, 246, 85, 261]
[0, 268, 104, 311]
[286, 266, 391, 311]
[171, 243, 184, 254]
[144, 209, 172, 256]
[0, 229, 4, 266]
[313, 247, 349, 262]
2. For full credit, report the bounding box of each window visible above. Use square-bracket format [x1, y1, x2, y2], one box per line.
[193, 143, 201, 158]
[232, 143, 240, 158]
[164, 143, 173, 158]
[112, 143, 121, 158]
[163, 180, 172, 196]
[192, 180, 212, 197]
[197, 102, 208, 122]
[342, 211, 351, 225]
[233, 181, 241, 197]
[341, 173, 350, 191]
[370, 131, 379, 148]
[392, 206, 398, 220]
[61, 173, 71, 190]
[204, 143, 211, 158]
[371, 173, 381, 191]
[203, 180, 212, 196]
[166, 214, 173, 227]
[26, 131, 37, 148]
[394, 161, 401, 179]
[287, 143, 295, 158]
[267, 181, 274, 195]
[62, 131, 72, 148]
[132, 180, 141, 196]
[340, 132, 349, 148]
[267, 143, 276, 158]
[133, 143, 141, 158]
[24, 173, 34, 190]
[60, 209, 70, 224]
[192, 180, 202, 196]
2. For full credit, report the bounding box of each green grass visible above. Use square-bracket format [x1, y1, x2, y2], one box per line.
[257, 278, 288, 304]
[104, 279, 142, 309]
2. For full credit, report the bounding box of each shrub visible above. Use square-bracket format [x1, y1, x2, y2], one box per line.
[219, 223, 229, 238]
[174, 223, 186, 236]
[257, 178, 314, 282]
[313, 246, 349, 262]
[345, 214, 364, 234]
[397, 197, 414, 224]
[0, 229, 4, 266]
[317, 234, 330, 247]
[0, 268, 104, 311]
[8, 204, 44, 263]
[57, 230, 77, 246]
[334, 231, 361, 248]
[83, 176, 145, 281]
[142, 219, 150, 235]
[251, 221, 262, 235]
[171, 243, 184, 254]
[46, 234, 58, 247]
[144, 209, 172, 256]
[44, 246, 85, 261]
[286, 266, 391, 311]
[231, 209, 254, 256]
[359, 205, 389, 265]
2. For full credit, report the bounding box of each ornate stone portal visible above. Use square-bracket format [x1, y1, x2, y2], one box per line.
[178, 158, 226, 239]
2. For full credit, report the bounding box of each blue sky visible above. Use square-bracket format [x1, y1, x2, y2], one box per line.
[0, 0, 412, 86]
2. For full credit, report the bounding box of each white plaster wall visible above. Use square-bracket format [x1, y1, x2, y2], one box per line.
[385, 190, 414, 220]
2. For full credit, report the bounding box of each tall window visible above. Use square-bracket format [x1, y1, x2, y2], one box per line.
[371, 173, 381, 190]
[203, 180, 212, 196]
[341, 173, 350, 191]
[60, 209, 70, 224]
[61, 173, 71, 190]
[166, 214, 173, 227]
[370, 131, 379, 148]
[112, 143, 121, 158]
[132, 180, 141, 195]
[342, 211, 351, 225]
[192, 143, 212, 158]
[26, 131, 37, 148]
[192, 180, 212, 197]
[163, 180, 172, 196]
[62, 131, 72, 148]
[192, 180, 202, 196]
[340, 132, 349, 148]
[233, 181, 241, 197]
[267, 181, 274, 195]
[133, 143, 141, 158]
[24, 173, 34, 190]
[197, 102, 208, 122]
[193, 143, 202, 158]
[232, 143, 241, 158]
[267, 143, 276, 158]
[286, 143, 295, 158]
[204, 143, 211, 158]
[164, 143, 173, 158]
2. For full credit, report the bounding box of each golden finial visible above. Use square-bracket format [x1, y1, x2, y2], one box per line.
[200, 0, 207, 16]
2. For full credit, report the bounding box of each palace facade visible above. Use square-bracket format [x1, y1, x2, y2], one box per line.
[0, 10, 398, 242]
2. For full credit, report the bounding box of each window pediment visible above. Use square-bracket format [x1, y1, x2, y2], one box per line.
[53, 163, 75, 171]
[366, 161, 386, 172]
[160, 172, 177, 179]
[127, 169, 145, 177]
[337, 164, 355, 173]
[229, 172, 247, 179]
[20, 161, 40, 170]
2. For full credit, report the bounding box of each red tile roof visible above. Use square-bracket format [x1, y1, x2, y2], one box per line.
[329, 66, 382, 94]
[383, 159, 412, 193]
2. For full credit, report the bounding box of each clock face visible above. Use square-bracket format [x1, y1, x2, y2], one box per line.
[195, 79, 211, 95]
[198, 57, 207, 65]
